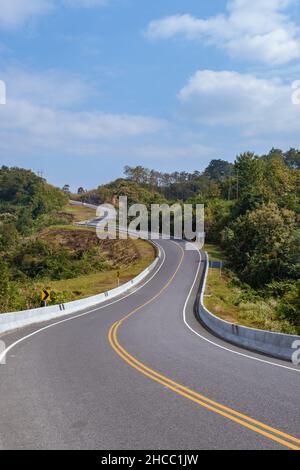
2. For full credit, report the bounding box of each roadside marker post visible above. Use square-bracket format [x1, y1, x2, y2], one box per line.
[117, 271, 120, 287]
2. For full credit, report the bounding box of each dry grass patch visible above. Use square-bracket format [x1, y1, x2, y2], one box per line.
[50, 238, 155, 300]
[62, 203, 96, 222]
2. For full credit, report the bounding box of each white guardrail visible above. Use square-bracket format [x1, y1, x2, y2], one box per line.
[0, 244, 161, 336]
[197, 252, 300, 363]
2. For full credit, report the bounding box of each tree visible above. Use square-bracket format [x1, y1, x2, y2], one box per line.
[96, 179, 167, 209]
[204, 159, 234, 182]
[263, 155, 296, 208]
[204, 199, 233, 243]
[62, 184, 70, 194]
[234, 152, 265, 211]
[0, 260, 14, 310]
[284, 148, 300, 170]
[280, 230, 300, 280]
[77, 187, 85, 195]
[124, 166, 148, 185]
[263, 148, 284, 162]
[0, 167, 67, 235]
[222, 203, 296, 287]
[277, 281, 300, 326]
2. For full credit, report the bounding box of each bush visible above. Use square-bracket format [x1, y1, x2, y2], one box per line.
[9, 237, 108, 281]
[276, 281, 300, 328]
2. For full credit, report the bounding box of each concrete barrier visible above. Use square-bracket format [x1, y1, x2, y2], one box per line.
[197, 252, 299, 362]
[0, 246, 161, 336]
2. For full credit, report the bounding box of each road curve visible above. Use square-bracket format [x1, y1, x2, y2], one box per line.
[0, 238, 300, 450]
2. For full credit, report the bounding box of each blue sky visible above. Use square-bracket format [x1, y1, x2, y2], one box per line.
[0, 0, 300, 190]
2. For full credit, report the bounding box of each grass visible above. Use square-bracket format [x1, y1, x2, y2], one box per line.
[62, 203, 96, 222]
[204, 244, 240, 324]
[44, 224, 95, 232]
[204, 243, 297, 334]
[204, 244, 224, 261]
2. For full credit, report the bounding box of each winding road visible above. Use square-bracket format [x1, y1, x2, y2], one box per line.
[0, 238, 300, 450]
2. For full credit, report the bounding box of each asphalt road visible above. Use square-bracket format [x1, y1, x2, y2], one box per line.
[0, 238, 300, 450]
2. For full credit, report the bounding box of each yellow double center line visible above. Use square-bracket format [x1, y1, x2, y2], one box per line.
[108, 242, 300, 450]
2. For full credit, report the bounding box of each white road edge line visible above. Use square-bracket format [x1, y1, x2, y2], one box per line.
[0, 243, 166, 364]
[183, 243, 300, 374]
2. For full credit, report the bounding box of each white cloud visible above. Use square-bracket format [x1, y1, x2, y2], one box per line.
[0, 100, 164, 139]
[0, 0, 109, 29]
[178, 69, 300, 136]
[0, 67, 219, 166]
[0, 68, 165, 158]
[2, 67, 93, 108]
[145, 0, 300, 65]
[63, 0, 107, 6]
[0, 0, 53, 28]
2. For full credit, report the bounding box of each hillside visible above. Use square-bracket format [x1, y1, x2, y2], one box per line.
[76, 178, 167, 207]
[0, 166, 68, 236]
[74, 148, 300, 333]
[0, 168, 155, 313]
